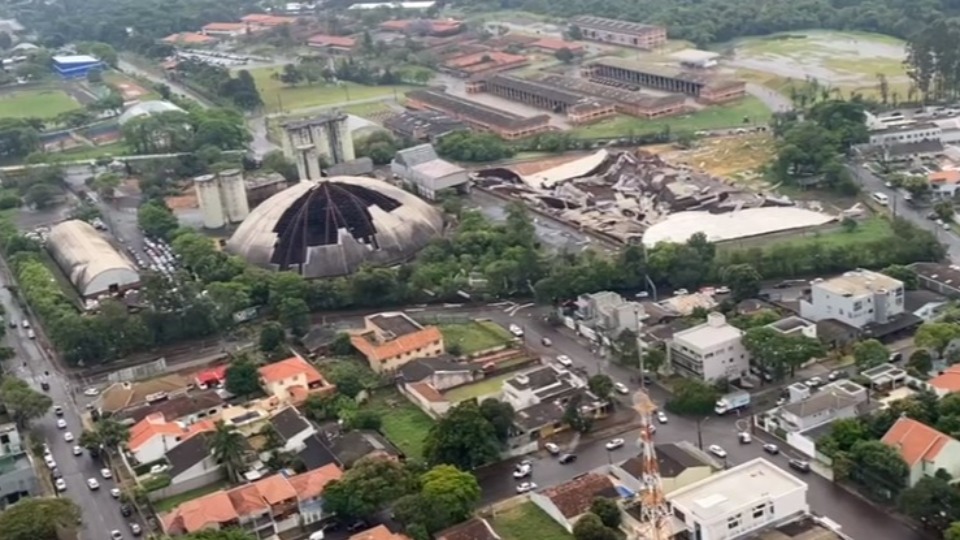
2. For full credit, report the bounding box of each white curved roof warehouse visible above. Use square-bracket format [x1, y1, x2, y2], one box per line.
[642, 207, 836, 247]
[47, 220, 140, 298]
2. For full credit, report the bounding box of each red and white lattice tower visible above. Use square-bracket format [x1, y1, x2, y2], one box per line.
[632, 389, 672, 540]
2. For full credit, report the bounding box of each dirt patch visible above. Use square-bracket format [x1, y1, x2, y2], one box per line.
[165, 193, 198, 210]
[650, 134, 775, 188]
[114, 81, 149, 100]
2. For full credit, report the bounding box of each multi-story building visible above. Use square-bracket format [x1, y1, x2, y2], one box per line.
[583, 58, 747, 104]
[501, 364, 587, 410]
[799, 269, 904, 329]
[349, 312, 445, 373]
[666, 458, 809, 540]
[404, 89, 552, 140]
[868, 122, 941, 147]
[0, 422, 39, 508]
[571, 16, 667, 50]
[668, 312, 750, 382]
[281, 113, 355, 180]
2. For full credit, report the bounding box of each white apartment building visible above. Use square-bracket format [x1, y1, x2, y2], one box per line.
[667, 458, 809, 540]
[868, 122, 941, 146]
[799, 270, 904, 329]
[668, 313, 749, 382]
[501, 365, 586, 410]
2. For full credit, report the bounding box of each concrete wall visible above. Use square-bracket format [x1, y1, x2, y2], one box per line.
[149, 463, 223, 501]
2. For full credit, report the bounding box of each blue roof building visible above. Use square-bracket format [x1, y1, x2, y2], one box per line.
[52, 55, 102, 79]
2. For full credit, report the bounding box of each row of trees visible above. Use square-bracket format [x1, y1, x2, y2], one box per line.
[171, 59, 263, 111]
[121, 105, 252, 154]
[905, 20, 960, 103]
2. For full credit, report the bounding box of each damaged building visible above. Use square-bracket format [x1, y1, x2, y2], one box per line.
[475, 150, 834, 246]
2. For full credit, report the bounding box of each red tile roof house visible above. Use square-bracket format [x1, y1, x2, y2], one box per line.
[882, 417, 960, 487]
[529, 473, 618, 532]
[307, 34, 358, 54]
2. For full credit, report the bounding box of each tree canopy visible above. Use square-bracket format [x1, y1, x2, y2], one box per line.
[0, 377, 52, 427]
[0, 497, 82, 540]
[323, 457, 418, 520]
[666, 379, 718, 416]
[424, 401, 501, 470]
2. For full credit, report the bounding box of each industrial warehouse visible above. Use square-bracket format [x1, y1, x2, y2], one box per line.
[584, 57, 747, 103]
[46, 220, 141, 299]
[405, 88, 553, 140]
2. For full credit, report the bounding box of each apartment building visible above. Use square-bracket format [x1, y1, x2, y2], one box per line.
[349, 312, 444, 373]
[799, 270, 904, 329]
[668, 313, 749, 382]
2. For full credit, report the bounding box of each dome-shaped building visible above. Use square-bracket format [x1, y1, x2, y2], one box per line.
[226, 177, 444, 278]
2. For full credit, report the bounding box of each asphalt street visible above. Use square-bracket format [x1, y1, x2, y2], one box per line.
[471, 305, 927, 540]
[0, 268, 137, 539]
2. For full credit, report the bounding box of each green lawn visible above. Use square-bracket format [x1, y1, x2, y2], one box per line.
[442, 372, 514, 402]
[152, 481, 229, 513]
[573, 96, 771, 139]
[492, 502, 574, 540]
[243, 66, 410, 113]
[0, 88, 79, 119]
[363, 390, 434, 461]
[439, 321, 515, 355]
[780, 216, 893, 249]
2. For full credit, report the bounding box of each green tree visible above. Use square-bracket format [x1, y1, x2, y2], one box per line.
[324, 361, 367, 399]
[225, 356, 261, 396]
[0, 377, 52, 427]
[849, 439, 909, 501]
[742, 327, 824, 379]
[590, 497, 622, 528]
[137, 200, 179, 240]
[898, 476, 960, 532]
[554, 47, 575, 63]
[817, 418, 868, 457]
[323, 457, 418, 520]
[563, 392, 594, 433]
[936, 200, 955, 223]
[588, 374, 614, 401]
[208, 421, 248, 482]
[666, 378, 719, 416]
[345, 409, 382, 431]
[23, 183, 57, 209]
[424, 401, 500, 470]
[612, 328, 639, 367]
[91, 417, 130, 448]
[277, 297, 310, 335]
[946, 522, 960, 540]
[880, 265, 918, 289]
[0, 497, 82, 540]
[479, 398, 515, 443]
[259, 322, 286, 354]
[642, 347, 667, 374]
[412, 465, 482, 532]
[853, 339, 890, 370]
[261, 150, 299, 182]
[908, 349, 933, 375]
[915, 323, 960, 356]
[720, 263, 761, 301]
[572, 513, 617, 540]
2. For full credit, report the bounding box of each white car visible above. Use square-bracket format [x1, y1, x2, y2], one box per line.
[708, 444, 727, 458]
[63, 431, 74, 442]
[512, 463, 532, 479]
[87, 478, 100, 490]
[73, 445, 83, 456]
[544, 442, 560, 455]
[515, 482, 538, 493]
[44, 455, 56, 469]
[614, 382, 629, 395]
[657, 411, 668, 424]
[56, 418, 67, 429]
[556, 355, 573, 368]
[110, 531, 123, 540]
[101, 468, 113, 479]
[806, 377, 823, 388]
[110, 488, 121, 498]
[55, 478, 67, 492]
[605, 438, 625, 450]
[83, 388, 99, 396]
[509, 324, 524, 337]
[715, 286, 731, 294]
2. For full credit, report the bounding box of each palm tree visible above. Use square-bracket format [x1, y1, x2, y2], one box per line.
[209, 421, 247, 482]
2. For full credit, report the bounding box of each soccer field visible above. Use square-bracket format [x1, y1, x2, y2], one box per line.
[0, 88, 80, 119]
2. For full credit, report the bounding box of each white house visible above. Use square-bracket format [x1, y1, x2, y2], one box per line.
[269, 407, 316, 454]
[501, 365, 587, 410]
[775, 380, 868, 433]
[666, 458, 809, 540]
[882, 417, 960, 487]
[668, 313, 750, 382]
[800, 270, 904, 329]
[164, 433, 223, 497]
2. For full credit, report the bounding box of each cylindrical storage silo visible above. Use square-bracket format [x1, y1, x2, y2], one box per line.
[218, 168, 250, 223]
[194, 174, 225, 229]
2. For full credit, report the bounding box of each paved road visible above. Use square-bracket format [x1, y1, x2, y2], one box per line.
[848, 164, 960, 261]
[0, 273, 137, 539]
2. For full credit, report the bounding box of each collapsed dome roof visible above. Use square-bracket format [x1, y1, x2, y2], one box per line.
[226, 177, 444, 278]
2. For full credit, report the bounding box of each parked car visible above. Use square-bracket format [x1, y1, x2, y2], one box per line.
[54, 406, 63, 416]
[559, 453, 577, 464]
[544, 442, 561, 455]
[129, 523, 142, 536]
[763, 443, 780, 455]
[614, 382, 629, 395]
[111, 488, 121, 499]
[605, 438, 625, 451]
[110, 531, 123, 540]
[73, 446, 83, 456]
[789, 459, 811, 473]
[120, 504, 133, 517]
[56, 418, 67, 429]
[55, 478, 67, 492]
[101, 468, 113, 479]
[556, 355, 573, 368]
[515, 482, 537, 494]
[63, 431, 74, 442]
[541, 337, 552, 346]
[708, 445, 727, 458]
[657, 411, 668, 424]
[83, 388, 99, 396]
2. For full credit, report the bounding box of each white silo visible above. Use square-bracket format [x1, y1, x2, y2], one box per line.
[217, 168, 250, 223]
[194, 174, 225, 229]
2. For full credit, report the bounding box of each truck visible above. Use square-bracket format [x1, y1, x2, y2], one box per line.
[715, 390, 750, 415]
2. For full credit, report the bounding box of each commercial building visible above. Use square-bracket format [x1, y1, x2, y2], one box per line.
[281, 113, 355, 179]
[799, 270, 905, 329]
[0, 421, 39, 508]
[349, 312, 445, 373]
[666, 458, 809, 540]
[867, 122, 941, 146]
[306, 34, 357, 54]
[882, 417, 960, 487]
[467, 73, 685, 124]
[194, 169, 250, 229]
[584, 57, 747, 103]
[440, 51, 528, 78]
[118, 100, 186, 125]
[668, 312, 749, 382]
[52, 54, 103, 78]
[391, 144, 469, 200]
[405, 89, 552, 140]
[570, 16, 667, 50]
[47, 219, 140, 299]
[226, 177, 443, 279]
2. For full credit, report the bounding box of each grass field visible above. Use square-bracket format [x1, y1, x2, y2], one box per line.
[442, 372, 514, 402]
[243, 66, 410, 113]
[363, 390, 434, 461]
[439, 321, 515, 355]
[574, 97, 771, 139]
[722, 216, 893, 252]
[0, 88, 79, 119]
[492, 502, 573, 540]
[153, 481, 229, 512]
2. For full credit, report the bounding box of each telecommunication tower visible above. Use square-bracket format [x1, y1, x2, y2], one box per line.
[632, 389, 672, 540]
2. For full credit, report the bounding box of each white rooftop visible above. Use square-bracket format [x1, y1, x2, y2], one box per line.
[672, 312, 742, 349]
[52, 54, 100, 64]
[642, 207, 835, 247]
[668, 458, 807, 520]
[670, 49, 720, 62]
[814, 269, 902, 296]
[523, 150, 609, 189]
[412, 158, 465, 178]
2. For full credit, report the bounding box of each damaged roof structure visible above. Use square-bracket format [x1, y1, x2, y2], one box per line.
[475, 150, 834, 245]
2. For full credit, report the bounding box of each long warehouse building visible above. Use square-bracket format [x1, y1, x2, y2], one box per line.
[468, 73, 686, 123]
[584, 58, 746, 103]
[405, 89, 552, 140]
[47, 219, 140, 299]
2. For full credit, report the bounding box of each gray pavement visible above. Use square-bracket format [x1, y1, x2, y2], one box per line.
[0, 265, 137, 539]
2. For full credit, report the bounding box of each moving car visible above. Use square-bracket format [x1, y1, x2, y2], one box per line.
[789, 459, 811, 473]
[763, 443, 780, 455]
[110, 531, 123, 540]
[120, 504, 133, 517]
[101, 468, 113, 479]
[559, 453, 577, 464]
[614, 382, 629, 395]
[87, 478, 100, 490]
[515, 482, 537, 493]
[556, 355, 573, 368]
[73, 446, 83, 456]
[129, 523, 142, 536]
[806, 377, 823, 388]
[110, 488, 121, 499]
[345, 520, 368, 533]
[63, 431, 74, 442]
[27, 329, 35, 339]
[512, 463, 532, 479]
[56, 418, 67, 429]
[657, 411, 668, 424]
[54, 406, 63, 416]
[708, 445, 727, 458]
[605, 438, 625, 451]
[544, 442, 560, 455]
[84, 388, 99, 396]
[509, 324, 524, 337]
[55, 478, 67, 492]
[738, 432, 752, 444]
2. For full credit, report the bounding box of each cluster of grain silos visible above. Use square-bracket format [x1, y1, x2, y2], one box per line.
[193, 169, 250, 229]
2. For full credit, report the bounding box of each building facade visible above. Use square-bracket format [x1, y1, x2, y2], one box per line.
[571, 16, 667, 50]
[799, 270, 905, 329]
[404, 89, 552, 140]
[583, 58, 746, 103]
[668, 313, 749, 382]
[0, 422, 39, 508]
[349, 312, 445, 373]
[281, 113, 356, 180]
